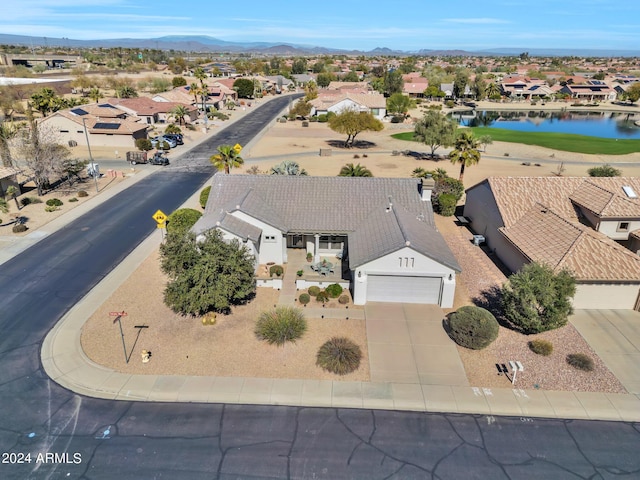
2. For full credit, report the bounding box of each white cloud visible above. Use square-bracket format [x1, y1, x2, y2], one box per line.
[443, 17, 511, 24]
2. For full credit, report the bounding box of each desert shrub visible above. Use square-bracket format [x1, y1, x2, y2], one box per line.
[254, 306, 307, 346]
[201, 312, 216, 326]
[437, 193, 457, 216]
[445, 100, 455, 108]
[528, 339, 553, 356]
[317, 113, 329, 122]
[208, 110, 229, 121]
[45, 205, 57, 212]
[166, 208, 202, 235]
[199, 186, 211, 209]
[12, 224, 28, 233]
[69, 197, 78, 202]
[316, 337, 362, 375]
[20, 197, 31, 207]
[501, 263, 576, 334]
[316, 290, 329, 303]
[325, 283, 343, 298]
[269, 265, 284, 277]
[296, 269, 304, 277]
[46, 198, 63, 207]
[566, 353, 594, 372]
[299, 293, 311, 305]
[391, 115, 405, 123]
[135, 138, 153, 151]
[447, 306, 499, 350]
[436, 176, 465, 201]
[30, 197, 43, 204]
[77, 190, 88, 197]
[338, 294, 350, 305]
[308, 286, 321, 297]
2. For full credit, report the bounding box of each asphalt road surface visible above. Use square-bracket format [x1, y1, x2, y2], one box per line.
[1, 95, 639, 479]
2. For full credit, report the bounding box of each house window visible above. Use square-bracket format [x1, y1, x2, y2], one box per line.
[264, 235, 277, 243]
[618, 222, 630, 232]
[371, 108, 380, 115]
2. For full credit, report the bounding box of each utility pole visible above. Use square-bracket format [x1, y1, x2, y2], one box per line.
[82, 117, 99, 192]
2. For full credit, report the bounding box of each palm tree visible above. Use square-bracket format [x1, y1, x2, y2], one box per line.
[0, 120, 17, 168]
[169, 105, 189, 126]
[338, 163, 373, 177]
[210, 145, 244, 174]
[88, 87, 103, 103]
[189, 82, 200, 108]
[449, 131, 481, 182]
[193, 67, 207, 88]
[5, 185, 19, 210]
[486, 82, 501, 99]
[270, 160, 307, 176]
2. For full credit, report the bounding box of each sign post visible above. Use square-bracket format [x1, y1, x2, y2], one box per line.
[152, 209, 167, 239]
[109, 311, 129, 363]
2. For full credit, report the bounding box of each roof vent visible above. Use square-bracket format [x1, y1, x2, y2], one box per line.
[216, 221, 221, 226]
[405, 241, 411, 246]
[622, 186, 638, 199]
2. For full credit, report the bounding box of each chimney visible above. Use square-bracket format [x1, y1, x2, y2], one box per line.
[419, 175, 435, 201]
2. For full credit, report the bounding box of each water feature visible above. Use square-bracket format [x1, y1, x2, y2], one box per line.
[450, 110, 640, 139]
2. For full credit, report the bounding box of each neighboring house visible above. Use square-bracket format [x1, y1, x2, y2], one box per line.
[291, 73, 316, 86]
[41, 106, 148, 148]
[402, 73, 429, 98]
[500, 77, 551, 99]
[106, 97, 198, 125]
[464, 177, 640, 310]
[192, 175, 461, 307]
[0, 166, 20, 197]
[440, 83, 454, 99]
[326, 81, 371, 93]
[153, 86, 198, 106]
[309, 92, 387, 119]
[559, 80, 617, 102]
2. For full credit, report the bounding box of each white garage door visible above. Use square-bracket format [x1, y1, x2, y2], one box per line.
[367, 275, 442, 304]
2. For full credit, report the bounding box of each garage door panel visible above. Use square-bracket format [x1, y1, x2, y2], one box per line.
[367, 275, 442, 304]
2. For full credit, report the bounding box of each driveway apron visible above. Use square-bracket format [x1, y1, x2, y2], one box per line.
[365, 302, 469, 386]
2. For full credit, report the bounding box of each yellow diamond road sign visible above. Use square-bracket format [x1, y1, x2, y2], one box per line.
[233, 143, 242, 153]
[152, 209, 167, 224]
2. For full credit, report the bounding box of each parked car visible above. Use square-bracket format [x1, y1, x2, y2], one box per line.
[149, 151, 170, 166]
[163, 133, 184, 145]
[150, 136, 177, 149]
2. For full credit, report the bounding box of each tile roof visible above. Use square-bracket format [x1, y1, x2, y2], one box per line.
[106, 97, 196, 116]
[219, 213, 262, 242]
[569, 179, 640, 218]
[309, 92, 386, 110]
[500, 204, 640, 281]
[194, 175, 459, 269]
[50, 110, 147, 134]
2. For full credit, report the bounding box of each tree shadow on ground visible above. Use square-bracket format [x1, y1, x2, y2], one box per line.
[472, 284, 518, 331]
[325, 140, 377, 149]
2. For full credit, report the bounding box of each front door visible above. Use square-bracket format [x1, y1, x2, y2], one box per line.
[287, 235, 304, 248]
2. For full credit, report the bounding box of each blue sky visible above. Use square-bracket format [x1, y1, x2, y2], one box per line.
[2, 0, 639, 51]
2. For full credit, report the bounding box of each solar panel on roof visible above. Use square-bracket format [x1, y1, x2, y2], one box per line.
[70, 108, 88, 116]
[93, 122, 120, 130]
[98, 103, 114, 108]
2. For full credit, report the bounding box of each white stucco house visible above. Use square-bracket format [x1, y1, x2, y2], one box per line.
[192, 175, 461, 307]
[464, 177, 640, 310]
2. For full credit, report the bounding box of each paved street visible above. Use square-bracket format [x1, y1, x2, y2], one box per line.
[1, 95, 640, 479]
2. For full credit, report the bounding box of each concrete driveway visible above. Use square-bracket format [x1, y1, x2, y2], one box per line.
[365, 303, 468, 386]
[571, 310, 640, 394]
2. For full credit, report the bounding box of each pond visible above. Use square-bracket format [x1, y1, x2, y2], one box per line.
[450, 110, 640, 139]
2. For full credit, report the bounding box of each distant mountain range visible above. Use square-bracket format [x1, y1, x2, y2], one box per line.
[1, 33, 638, 57]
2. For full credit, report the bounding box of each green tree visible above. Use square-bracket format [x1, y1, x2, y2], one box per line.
[472, 76, 487, 100]
[424, 85, 445, 100]
[587, 164, 622, 177]
[189, 82, 200, 106]
[383, 70, 403, 96]
[486, 82, 501, 99]
[338, 163, 373, 177]
[290, 99, 312, 118]
[172, 76, 187, 88]
[88, 87, 103, 103]
[30, 88, 57, 116]
[453, 70, 469, 98]
[210, 144, 244, 174]
[413, 110, 457, 156]
[342, 71, 360, 82]
[115, 85, 137, 98]
[449, 131, 481, 182]
[291, 58, 307, 74]
[169, 105, 190, 125]
[328, 108, 384, 148]
[304, 80, 318, 101]
[193, 67, 207, 87]
[233, 78, 255, 98]
[316, 72, 335, 88]
[166, 208, 202, 235]
[135, 138, 153, 151]
[501, 262, 576, 334]
[270, 160, 307, 176]
[160, 230, 256, 315]
[386, 93, 415, 117]
[479, 135, 493, 152]
[625, 83, 640, 103]
[5, 185, 19, 210]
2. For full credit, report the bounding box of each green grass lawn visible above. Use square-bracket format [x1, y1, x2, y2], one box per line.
[391, 129, 640, 155]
